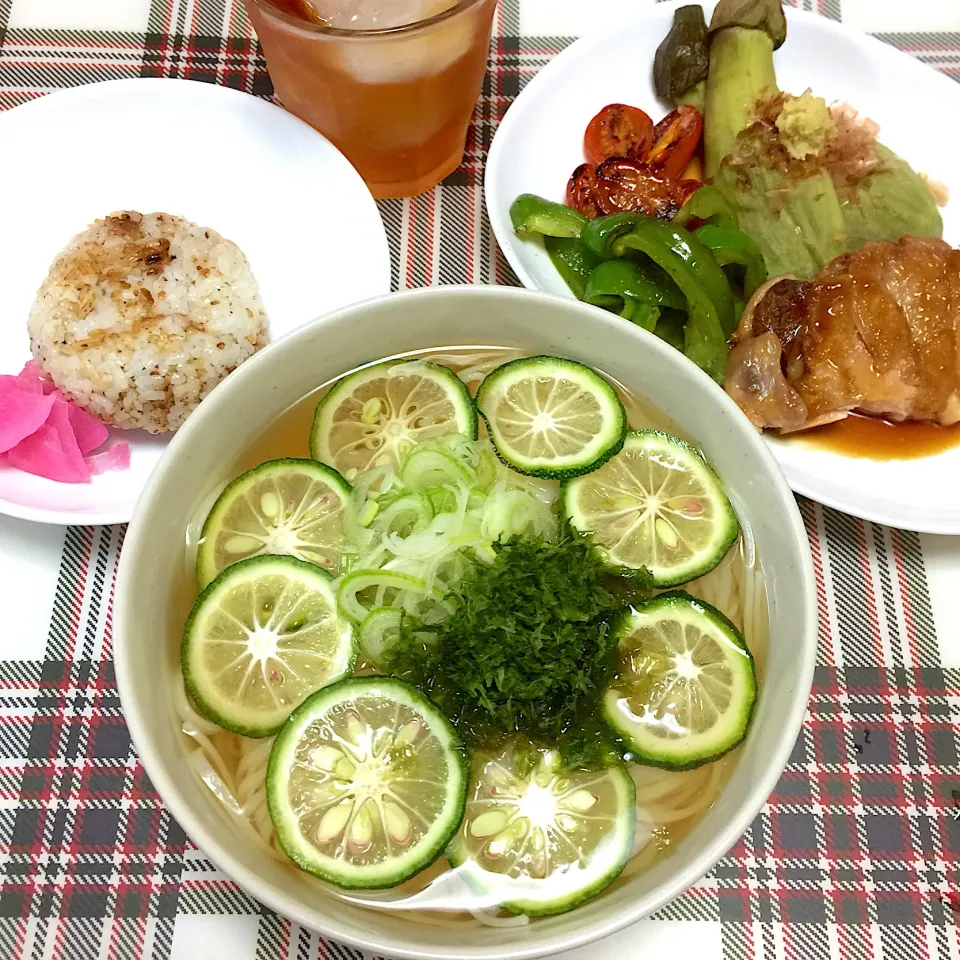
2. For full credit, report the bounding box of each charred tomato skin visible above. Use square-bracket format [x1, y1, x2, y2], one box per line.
[567, 163, 605, 219]
[594, 158, 686, 220]
[647, 105, 704, 182]
[584, 103, 655, 166]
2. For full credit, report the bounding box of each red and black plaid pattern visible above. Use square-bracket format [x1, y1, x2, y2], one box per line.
[1, 0, 959, 957]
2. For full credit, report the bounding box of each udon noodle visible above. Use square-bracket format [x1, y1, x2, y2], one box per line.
[172, 347, 768, 927]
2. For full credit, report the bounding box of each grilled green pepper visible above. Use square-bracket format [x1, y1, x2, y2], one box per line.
[694, 224, 767, 297]
[543, 236, 601, 300]
[616, 223, 733, 382]
[585, 259, 685, 312]
[510, 194, 588, 239]
[584, 259, 686, 330]
[654, 311, 688, 352]
[582, 214, 735, 381]
[674, 185, 740, 230]
[591, 297, 661, 330]
[581, 213, 645, 260]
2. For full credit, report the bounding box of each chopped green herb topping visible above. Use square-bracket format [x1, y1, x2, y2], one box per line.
[384, 534, 652, 766]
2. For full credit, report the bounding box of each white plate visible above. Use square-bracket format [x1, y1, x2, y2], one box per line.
[486, 2, 960, 534]
[0, 78, 390, 527]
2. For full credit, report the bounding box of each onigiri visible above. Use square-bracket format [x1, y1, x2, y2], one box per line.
[28, 211, 268, 434]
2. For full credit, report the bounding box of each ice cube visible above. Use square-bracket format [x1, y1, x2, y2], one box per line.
[309, 0, 456, 30]
[329, 2, 477, 85]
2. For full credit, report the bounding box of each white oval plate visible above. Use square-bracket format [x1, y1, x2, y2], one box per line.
[486, 2, 960, 534]
[0, 78, 390, 527]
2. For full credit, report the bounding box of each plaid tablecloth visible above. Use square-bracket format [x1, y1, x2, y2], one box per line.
[1, 1, 959, 958]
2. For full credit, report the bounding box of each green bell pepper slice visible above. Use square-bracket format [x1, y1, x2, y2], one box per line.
[694, 224, 768, 298]
[584, 259, 686, 330]
[543, 236, 601, 300]
[582, 213, 645, 260]
[653, 310, 687, 352]
[588, 296, 660, 330]
[610, 219, 735, 382]
[510, 194, 588, 239]
[584, 216, 736, 339]
[673, 185, 740, 230]
[630, 304, 662, 331]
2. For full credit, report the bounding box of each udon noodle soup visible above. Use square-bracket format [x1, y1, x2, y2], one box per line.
[173, 347, 767, 928]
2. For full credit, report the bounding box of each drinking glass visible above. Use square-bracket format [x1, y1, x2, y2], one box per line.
[245, 0, 499, 198]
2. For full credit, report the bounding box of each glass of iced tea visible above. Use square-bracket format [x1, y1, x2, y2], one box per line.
[245, 0, 498, 198]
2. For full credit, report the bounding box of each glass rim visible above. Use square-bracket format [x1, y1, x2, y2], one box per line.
[247, 0, 486, 38]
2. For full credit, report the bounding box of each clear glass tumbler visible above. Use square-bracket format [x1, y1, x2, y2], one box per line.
[245, 0, 499, 198]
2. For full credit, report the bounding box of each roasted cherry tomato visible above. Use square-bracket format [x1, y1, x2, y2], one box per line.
[647, 105, 704, 182]
[677, 178, 703, 202]
[584, 103, 655, 166]
[681, 154, 703, 182]
[673, 179, 706, 226]
[594, 158, 685, 220]
[567, 162, 605, 219]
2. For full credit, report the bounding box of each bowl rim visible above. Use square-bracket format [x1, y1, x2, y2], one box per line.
[115, 284, 817, 960]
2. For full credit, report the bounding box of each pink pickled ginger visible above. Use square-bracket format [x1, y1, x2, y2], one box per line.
[16, 361, 55, 395]
[0, 377, 56, 453]
[68, 404, 109, 455]
[86, 443, 130, 475]
[7, 396, 91, 483]
[2, 361, 130, 484]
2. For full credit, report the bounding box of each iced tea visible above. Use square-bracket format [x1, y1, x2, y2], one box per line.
[245, 0, 498, 198]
